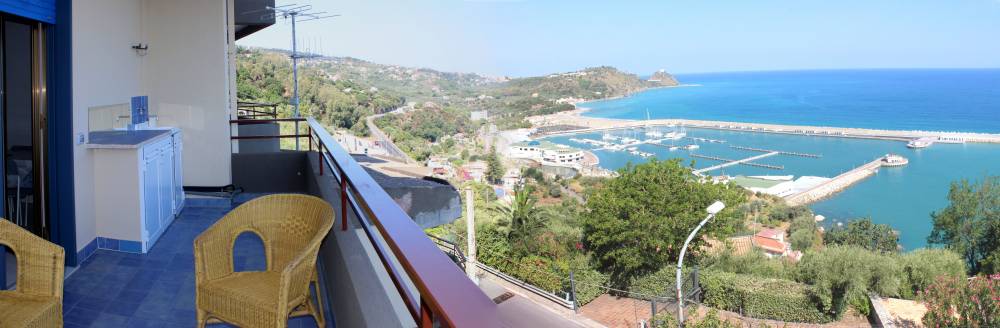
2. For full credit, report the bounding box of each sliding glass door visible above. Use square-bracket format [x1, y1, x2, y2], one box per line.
[1, 15, 47, 240]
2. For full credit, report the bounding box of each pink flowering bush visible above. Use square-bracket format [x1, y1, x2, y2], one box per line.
[921, 274, 1000, 328]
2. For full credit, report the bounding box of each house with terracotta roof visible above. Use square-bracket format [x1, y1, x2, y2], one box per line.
[753, 229, 789, 258]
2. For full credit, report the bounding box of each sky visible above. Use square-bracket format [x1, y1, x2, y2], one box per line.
[237, 0, 1000, 77]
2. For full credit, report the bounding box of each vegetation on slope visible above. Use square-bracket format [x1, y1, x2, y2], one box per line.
[235, 48, 405, 135]
[928, 175, 1000, 274]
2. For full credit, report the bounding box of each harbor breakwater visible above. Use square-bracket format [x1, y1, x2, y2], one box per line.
[784, 158, 884, 206]
[529, 110, 1000, 144]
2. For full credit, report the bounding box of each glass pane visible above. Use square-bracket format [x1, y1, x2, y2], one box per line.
[3, 20, 38, 236]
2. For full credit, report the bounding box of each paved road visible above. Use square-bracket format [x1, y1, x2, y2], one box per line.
[478, 278, 596, 328]
[365, 106, 416, 164]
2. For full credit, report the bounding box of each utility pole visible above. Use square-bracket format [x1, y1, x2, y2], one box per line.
[291, 13, 299, 150]
[270, 5, 338, 150]
[465, 187, 478, 284]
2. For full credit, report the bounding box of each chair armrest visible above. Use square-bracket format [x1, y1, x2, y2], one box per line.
[279, 245, 319, 306]
[194, 226, 235, 284]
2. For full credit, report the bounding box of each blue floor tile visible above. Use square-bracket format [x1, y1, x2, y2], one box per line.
[63, 197, 333, 327]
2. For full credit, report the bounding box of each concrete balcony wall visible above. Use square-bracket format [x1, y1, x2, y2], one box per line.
[304, 153, 414, 328]
[234, 123, 281, 153]
[230, 151, 466, 327]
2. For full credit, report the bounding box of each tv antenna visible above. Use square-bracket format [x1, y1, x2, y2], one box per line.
[270, 4, 339, 150]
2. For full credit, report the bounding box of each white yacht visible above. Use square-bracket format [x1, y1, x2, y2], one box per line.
[907, 138, 933, 149]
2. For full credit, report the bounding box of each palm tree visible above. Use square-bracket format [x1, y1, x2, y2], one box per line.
[491, 185, 549, 242]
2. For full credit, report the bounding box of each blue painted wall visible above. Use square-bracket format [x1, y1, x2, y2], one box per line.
[48, 0, 76, 266]
[0, 0, 56, 24]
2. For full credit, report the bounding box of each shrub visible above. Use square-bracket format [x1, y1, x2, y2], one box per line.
[789, 228, 816, 251]
[824, 218, 899, 253]
[509, 255, 563, 293]
[700, 247, 794, 280]
[627, 266, 690, 298]
[476, 224, 513, 271]
[898, 248, 966, 299]
[921, 274, 1000, 327]
[566, 265, 609, 306]
[700, 271, 831, 323]
[652, 308, 739, 328]
[795, 246, 901, 318]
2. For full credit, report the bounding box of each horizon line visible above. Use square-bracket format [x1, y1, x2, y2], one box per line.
[238, 45, 1000, 79]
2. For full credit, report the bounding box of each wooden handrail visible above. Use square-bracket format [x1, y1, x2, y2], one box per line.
[305, 117, 499, 328]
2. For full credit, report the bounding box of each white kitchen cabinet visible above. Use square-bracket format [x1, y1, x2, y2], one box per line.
[90, 128, 185, 253]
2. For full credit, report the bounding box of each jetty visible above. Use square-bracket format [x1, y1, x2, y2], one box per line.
[692, 152, 782, 174]
[784, 158, 884, 206]
[729, 145, 822, 158]
[684, 136, 726, 143]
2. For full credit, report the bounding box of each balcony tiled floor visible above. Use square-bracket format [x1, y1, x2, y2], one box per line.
[63, 197, 330, 328]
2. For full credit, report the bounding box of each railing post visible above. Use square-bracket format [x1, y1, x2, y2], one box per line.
[651, 299, 657, 326]
[318, 143, 324, 176]
[308, 125, 313, 151]
[570, 270, 578, 313]
[419, 297, 434, 328]
[340, 174, 348, 231]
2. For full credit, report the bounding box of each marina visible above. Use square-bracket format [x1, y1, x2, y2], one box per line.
[546, 124, 986, 250]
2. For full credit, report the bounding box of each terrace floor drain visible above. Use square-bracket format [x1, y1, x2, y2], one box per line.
[492, 292, 515, 304]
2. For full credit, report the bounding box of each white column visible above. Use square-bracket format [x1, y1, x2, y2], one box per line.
[465, 187, 478, 284]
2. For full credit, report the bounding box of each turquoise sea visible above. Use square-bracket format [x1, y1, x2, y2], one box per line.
[550, 69, 1000, 250]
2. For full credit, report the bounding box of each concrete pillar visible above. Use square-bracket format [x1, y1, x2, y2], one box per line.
[465, 187, 478, 284]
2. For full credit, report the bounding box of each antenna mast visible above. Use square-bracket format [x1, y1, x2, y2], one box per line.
[270, 4, 338, 150]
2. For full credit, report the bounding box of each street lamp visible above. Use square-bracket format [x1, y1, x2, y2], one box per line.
[676, 201, 725, 327]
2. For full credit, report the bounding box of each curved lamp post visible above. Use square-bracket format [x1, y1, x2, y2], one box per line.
[676, 201, 725, 327]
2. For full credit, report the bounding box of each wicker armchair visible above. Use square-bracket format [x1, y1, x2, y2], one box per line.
[195, 194, 334, 328]
[0, 218, 65, 328]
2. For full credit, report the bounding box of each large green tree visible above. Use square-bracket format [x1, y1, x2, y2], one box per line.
[824, 217, 900, 253]
[581, 159, 746, 286]
[485, 146, 505, 184]
[928, 175, 1000, 274]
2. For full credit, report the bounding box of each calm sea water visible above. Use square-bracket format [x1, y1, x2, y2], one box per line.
[584, 69, 1000, 133]
[552, 69, 1000, 250]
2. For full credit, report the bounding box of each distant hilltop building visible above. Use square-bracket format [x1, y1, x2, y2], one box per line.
[470, 110, 488, 121]
[648, 69, 680, 86]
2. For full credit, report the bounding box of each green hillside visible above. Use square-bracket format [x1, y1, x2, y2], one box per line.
[236, 47, 678, 143]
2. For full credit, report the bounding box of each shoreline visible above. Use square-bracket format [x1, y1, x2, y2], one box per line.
[528, 109, 1000, 144]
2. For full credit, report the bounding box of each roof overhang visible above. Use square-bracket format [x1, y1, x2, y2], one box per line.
[234, 0, 275, 40]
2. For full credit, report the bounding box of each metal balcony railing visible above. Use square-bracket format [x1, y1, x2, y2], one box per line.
[228, 117, 500, 328]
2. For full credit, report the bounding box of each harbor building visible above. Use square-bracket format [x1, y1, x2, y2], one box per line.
[508, 140, 586, 167]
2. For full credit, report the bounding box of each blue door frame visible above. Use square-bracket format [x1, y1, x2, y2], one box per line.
[0, 0, 72, 290]
[47, 0, 76, 267]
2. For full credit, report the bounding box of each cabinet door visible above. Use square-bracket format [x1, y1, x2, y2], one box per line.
[142, 154, 161, 238]
[157, 148, 173, 227]
[172, 133, 184, 214]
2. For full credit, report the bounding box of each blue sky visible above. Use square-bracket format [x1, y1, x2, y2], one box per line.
[237, 0, 1000, 77]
